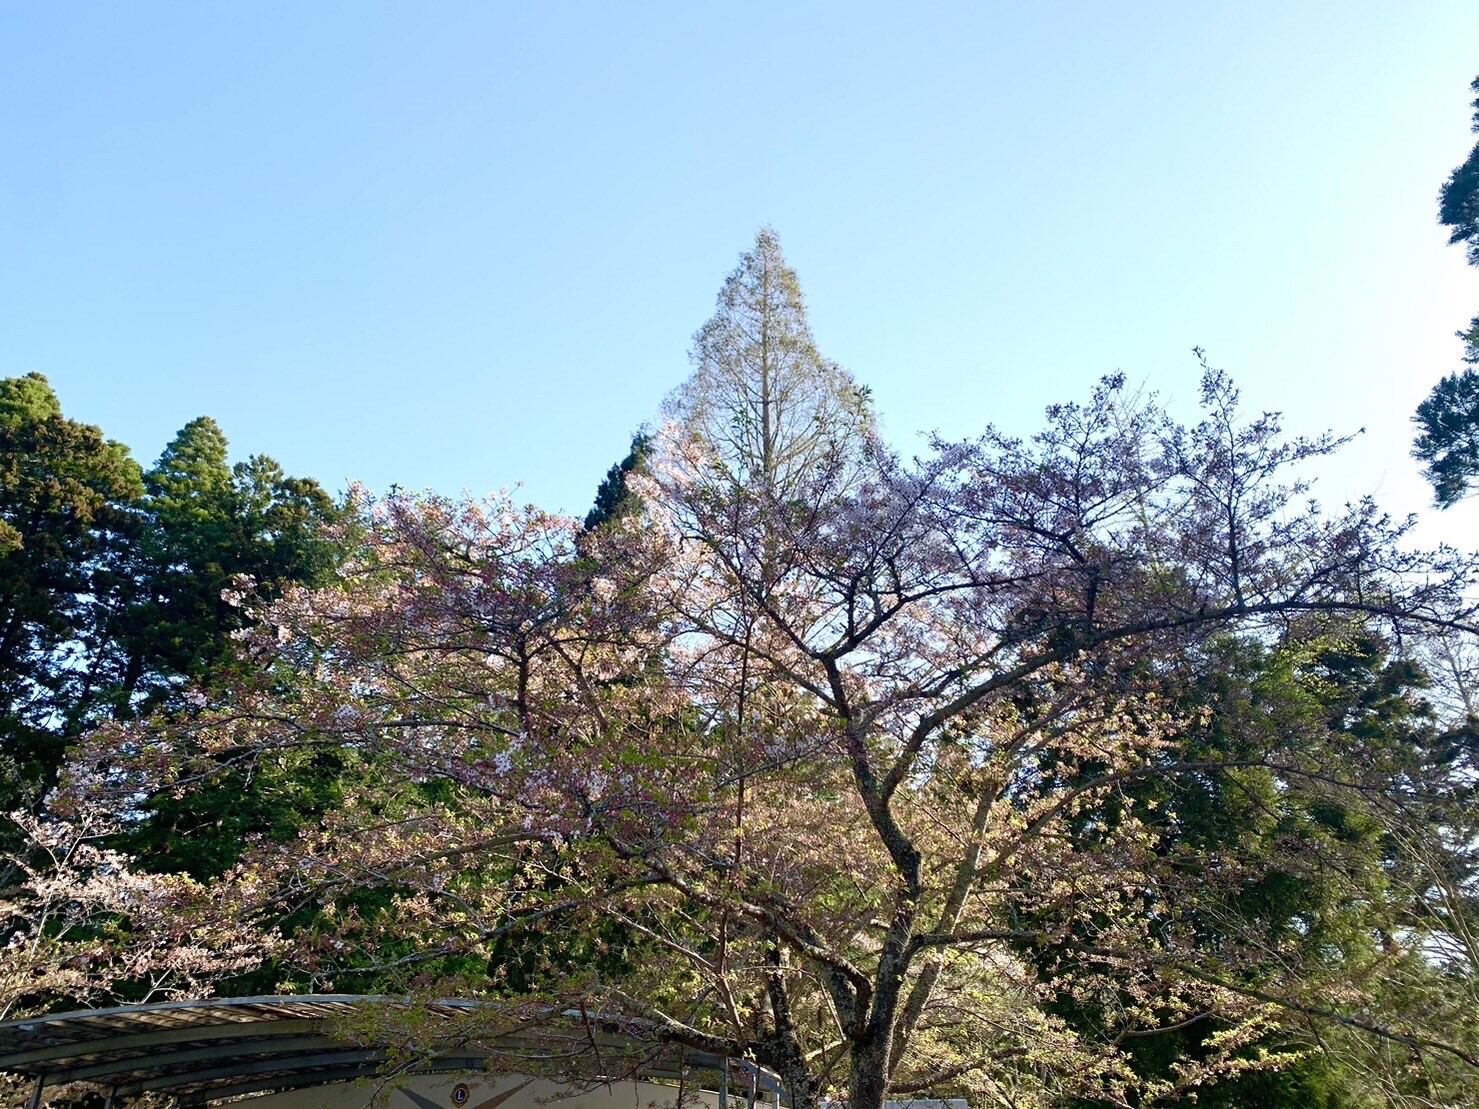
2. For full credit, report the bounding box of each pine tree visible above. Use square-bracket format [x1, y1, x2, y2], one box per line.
[1413, 318, 1479, 507]
[1439, 76, 1479, 265]
[1415, 76, 1479, 507]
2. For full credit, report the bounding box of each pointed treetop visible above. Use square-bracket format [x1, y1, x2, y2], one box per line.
[666, 227, 876, 495]
[585, 432, 654, 532]
[147, 417, 233, 503]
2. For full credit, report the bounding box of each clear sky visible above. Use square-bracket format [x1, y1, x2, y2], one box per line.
[3, 2, 1478, 547]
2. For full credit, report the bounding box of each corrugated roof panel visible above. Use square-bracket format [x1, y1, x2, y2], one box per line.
[0, 996, 782, 1106]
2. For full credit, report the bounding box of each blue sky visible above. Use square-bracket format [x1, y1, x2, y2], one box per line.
[3, 2, 1478, 545]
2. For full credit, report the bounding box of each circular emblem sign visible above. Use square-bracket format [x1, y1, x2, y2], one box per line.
[451, 1084, 471, 1106]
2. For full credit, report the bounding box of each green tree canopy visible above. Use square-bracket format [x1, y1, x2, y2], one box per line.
[1413, 318, 1479, 507]
[0, 374, 143, 813]
[584, 432, 653, 532]
[109, 417, 343, 715]
[0, 380, 343, 875]
[1439, 76, 1479, 265]
[108, 418, 346, 878]
[1415, 76, 1479, 507]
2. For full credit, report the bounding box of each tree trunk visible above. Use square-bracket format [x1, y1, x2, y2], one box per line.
[848, 1037, 890, 1109]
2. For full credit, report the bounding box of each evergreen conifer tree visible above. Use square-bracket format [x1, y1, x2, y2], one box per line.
[1415, 77, 1479, 506]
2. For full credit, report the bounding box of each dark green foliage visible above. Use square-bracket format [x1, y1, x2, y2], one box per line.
[107, 420, 346, 879]
[1438, 76, 1479, 265]
[113, 417, 343, 717]
[1044, 630, 1438, 1108]
[1416, 75, 1479, 506]
[1413, 319, 1479, 508]
[1062, 1039, 1352, 1109]
[0, 375, 342, 877]
[124, 747, 354, 881]
[584, 432, 652, 531]
[484, 896, 644, 997]
[0, 374, 144, 815]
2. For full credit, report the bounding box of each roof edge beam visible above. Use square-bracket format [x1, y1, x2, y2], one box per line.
[51, 1035, 361, 1083]
[2, 1018, 328, 1068]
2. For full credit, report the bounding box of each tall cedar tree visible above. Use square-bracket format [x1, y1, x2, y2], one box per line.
[115, 416, 347, 879]
[584, 433, 654, 532]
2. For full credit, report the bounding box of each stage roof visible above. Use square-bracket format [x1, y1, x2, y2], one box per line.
[0, 996, 770, 1106]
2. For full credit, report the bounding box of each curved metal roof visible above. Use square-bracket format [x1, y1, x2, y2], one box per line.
[0, 996, 773, 1107]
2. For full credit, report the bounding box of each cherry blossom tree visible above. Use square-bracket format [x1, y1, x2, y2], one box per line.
[1, 787, 264, 1104]
[56, 366, 1479, 1109]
